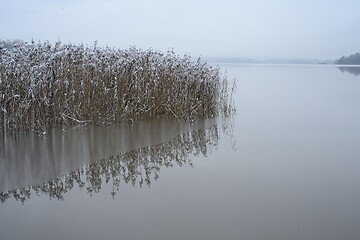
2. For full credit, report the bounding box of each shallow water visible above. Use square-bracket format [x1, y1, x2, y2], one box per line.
[1, 64, 359, 240]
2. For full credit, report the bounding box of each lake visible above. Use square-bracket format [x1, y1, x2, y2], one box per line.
[1, 64, 359, 240]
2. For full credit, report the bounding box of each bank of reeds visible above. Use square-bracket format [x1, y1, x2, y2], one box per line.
[0, 41, 235, 134]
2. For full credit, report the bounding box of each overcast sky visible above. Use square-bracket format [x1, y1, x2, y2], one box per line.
[1, 0, 359, 60]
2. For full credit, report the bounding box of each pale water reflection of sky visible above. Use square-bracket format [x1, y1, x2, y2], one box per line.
[1, 0, 359, 60]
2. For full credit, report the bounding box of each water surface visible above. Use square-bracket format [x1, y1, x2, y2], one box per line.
[1, 64, 359, 240]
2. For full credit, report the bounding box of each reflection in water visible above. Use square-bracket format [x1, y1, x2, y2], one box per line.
[0, 118, 233, 203]
[339, 66, 360, 76]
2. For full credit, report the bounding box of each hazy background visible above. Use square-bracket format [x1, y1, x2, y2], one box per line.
[1, 0, 359, 60]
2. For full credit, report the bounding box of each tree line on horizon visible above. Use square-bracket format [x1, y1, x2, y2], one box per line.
[335, 52, 360, 65]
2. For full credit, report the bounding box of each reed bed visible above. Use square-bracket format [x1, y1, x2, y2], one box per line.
[0, 41, 235, 134]
[0, 124, 220, 203]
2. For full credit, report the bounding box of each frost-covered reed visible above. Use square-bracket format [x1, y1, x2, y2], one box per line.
[0, 41, 235, 134]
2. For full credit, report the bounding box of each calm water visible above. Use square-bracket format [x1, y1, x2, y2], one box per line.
[1, 64, 359, 240]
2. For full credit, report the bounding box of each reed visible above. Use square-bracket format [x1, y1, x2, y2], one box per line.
[0, 40, 235, 134]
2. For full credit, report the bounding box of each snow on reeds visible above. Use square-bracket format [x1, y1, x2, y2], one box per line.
[0, 41, 235, 134]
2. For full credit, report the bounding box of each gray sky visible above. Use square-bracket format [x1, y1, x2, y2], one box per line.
[1, 0, 359, 60]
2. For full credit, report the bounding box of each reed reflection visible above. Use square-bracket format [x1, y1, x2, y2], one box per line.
[0, 118, 233, 203]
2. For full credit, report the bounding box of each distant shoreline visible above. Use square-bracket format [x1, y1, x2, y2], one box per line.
[204, 57, 335, 65]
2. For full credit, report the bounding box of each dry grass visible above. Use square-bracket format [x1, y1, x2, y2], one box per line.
[0, 41, 235, 135]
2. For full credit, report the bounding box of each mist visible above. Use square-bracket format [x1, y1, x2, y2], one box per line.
[1, 0, 359, 60]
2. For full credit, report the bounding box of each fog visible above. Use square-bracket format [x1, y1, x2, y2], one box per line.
[1, 0, 360, 61]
